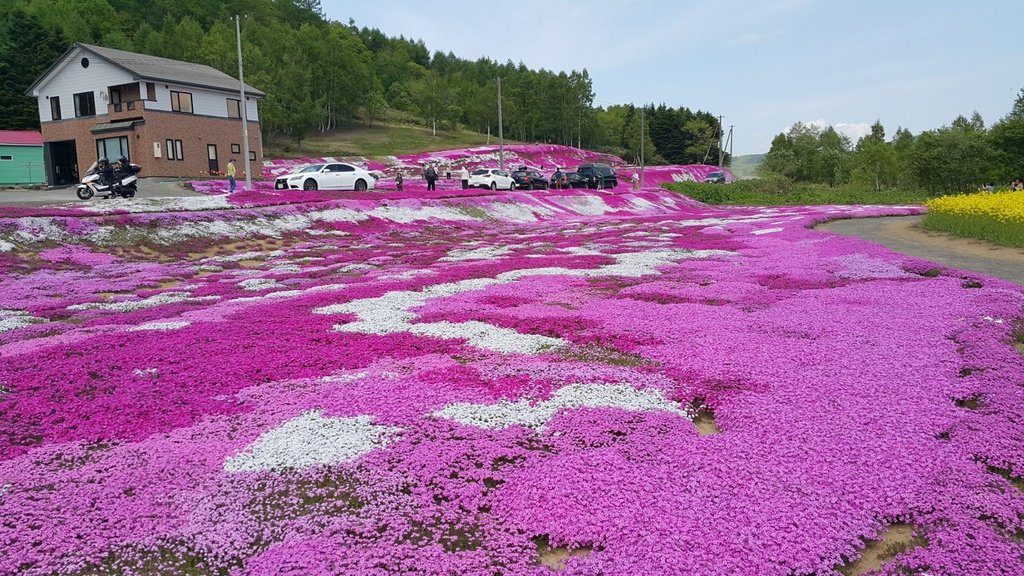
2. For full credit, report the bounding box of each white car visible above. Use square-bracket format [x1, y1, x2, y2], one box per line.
[274, 162, 377, 191]
[467, 168, 515, 190]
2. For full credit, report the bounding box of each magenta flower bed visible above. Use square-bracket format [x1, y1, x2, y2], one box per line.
[1, 184, 1022, 576]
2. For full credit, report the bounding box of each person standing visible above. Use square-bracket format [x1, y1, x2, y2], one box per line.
[1012, 178, 1023, 191]
[460, 166, 470, 189]
[552, 167, 563, 190]
[424, 164, 437, 191]
[395, 172, 404, 192]
[631, 170, 639, 191]
[226, 158, 237, 193]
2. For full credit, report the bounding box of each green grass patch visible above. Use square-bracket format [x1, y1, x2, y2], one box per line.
[664, 177, 929, 206]
[265, 122, 512, 158]
[921, 212, 1024, 248]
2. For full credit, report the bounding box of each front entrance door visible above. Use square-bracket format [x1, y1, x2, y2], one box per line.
[207, 144, 218, 174]
[48, 140, 78, 186]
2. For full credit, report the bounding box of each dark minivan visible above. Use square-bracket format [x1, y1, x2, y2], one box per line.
[576, 163, 618, 189]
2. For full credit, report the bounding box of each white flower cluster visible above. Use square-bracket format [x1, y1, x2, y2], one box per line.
[69, 291, 220, 312]
[0, 240, 14, 252]
[223, 411, 401, 473]
[128, 321, 191, 331]
[433, 383, 688, 431]
[439, 245, 513, 262]
[133, 368, 160, 378]
[751, 227, 785, 235]
[77, 196, 234, 214]
[314, 248, 733, 354]
[0, 309, 44, 333]
[238, 278, 286, 292]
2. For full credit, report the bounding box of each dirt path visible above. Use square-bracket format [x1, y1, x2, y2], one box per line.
[816, 215, 1024, 286]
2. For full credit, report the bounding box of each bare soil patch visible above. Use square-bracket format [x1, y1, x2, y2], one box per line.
[533, 535, 593, 571]
[836, 524, 926, 576]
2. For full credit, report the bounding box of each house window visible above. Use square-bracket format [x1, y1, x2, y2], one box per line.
[96, 136, 129, 161]
[73, 91, 96, 117]
[249, 151, 256, 161]
[170, 91, 193, 113]
[50, 96, 61, 121]
[0, 155, 12, 161]
[146, 82, 156, 101]
[231, 144, 240, 154]
[165, 139, 184, 161]
[227, 98, 242, 119]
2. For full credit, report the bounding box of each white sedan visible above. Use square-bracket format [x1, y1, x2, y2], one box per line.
[275, 162, 377, 191]
[468, 168, 515, 190]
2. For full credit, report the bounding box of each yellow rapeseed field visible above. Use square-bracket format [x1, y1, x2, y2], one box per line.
[923, 191, 1024, 247]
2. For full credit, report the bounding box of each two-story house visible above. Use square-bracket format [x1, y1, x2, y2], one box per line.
[26, 43, 265, 186]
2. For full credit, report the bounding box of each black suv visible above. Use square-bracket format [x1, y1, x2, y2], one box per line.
[510, 169, 549, 190]
[576, 163, 618, 189]
[550, 170, 587, 189]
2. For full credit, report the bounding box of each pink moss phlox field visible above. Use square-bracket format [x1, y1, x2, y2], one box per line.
[1, 165, 1022, 576]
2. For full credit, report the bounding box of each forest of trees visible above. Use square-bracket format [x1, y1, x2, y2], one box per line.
[761, 89, 1024, 194]
[0, 0, 727, 165]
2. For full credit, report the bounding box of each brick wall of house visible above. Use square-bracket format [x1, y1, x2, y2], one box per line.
[39, 107, 262, 184]
[138, 110, 263, 179]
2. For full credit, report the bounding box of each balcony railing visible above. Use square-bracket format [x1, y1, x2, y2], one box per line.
[107, 99, 145, 118]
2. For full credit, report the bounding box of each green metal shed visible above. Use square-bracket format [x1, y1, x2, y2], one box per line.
[0, 131, 45, 186]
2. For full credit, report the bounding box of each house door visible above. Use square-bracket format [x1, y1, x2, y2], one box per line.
[207, 144, 218, 174]
[48, 140, 78, 186]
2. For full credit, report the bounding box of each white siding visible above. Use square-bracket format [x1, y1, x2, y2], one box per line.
[34, 48, 134, 122]
[151, 83, 260, 122]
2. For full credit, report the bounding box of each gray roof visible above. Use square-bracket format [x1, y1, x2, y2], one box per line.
[28, 43, 265, 97]
[81, 44, 265, 97]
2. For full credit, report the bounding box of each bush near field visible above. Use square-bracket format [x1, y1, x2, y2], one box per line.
[923, 190, 1024, 248]
[663, 175, 930, 206]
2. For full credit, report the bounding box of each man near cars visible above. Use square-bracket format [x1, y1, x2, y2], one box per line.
[552, 167, 563, 189]
[460, 166, 469, 189]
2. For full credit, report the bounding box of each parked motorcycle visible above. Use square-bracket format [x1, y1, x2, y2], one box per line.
[76, 157, 141, 200]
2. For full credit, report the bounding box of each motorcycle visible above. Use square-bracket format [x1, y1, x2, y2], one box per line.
[76, 160, 141, 200]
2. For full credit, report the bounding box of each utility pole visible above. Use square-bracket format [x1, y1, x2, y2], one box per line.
[497, 77, 504, 171]
[727, 125, 734, 168]
[717, 115, 724, 168]
[235, 15, 252, 191]
[639, 104, 645, 188]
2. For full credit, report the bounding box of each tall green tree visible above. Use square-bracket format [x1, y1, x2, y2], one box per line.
[0, 8, 66, 129]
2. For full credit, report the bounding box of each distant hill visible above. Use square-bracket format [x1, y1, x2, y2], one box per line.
[729, 154, 766, 179]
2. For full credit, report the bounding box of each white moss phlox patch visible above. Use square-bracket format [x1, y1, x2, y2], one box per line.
[224, 411, 401, 473]
[433, 383, 687, 431]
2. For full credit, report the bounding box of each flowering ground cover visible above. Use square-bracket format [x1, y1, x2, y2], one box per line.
[924, 190, 1024, 248]
[1, 182, 1023, 576]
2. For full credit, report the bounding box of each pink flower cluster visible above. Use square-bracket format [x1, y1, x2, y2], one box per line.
[0, 172, 1021, 576]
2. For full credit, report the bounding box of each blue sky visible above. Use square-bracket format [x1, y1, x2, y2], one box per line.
[323, 0, 1024, 155]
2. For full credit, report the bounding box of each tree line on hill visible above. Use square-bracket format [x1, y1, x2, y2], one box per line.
[762, 89, 1024, 194]
[0, 0, 727, 165]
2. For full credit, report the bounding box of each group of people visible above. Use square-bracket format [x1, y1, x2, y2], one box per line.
[980, 179, 1023, 192]
[95, 155, 131, 186]
[419, 165, 474, 191]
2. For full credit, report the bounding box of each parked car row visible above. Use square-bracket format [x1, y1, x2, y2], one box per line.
[470, 163, 620, 191]
[272, 161, 626, 192]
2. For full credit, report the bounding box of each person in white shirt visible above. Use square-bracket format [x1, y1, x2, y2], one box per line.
[460, 166, 470, 189]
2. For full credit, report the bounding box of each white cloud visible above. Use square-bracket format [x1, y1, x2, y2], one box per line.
[790, 119, 872, 143]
